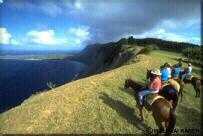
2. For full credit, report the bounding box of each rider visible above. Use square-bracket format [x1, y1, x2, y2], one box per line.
[138, 68, 162, 106]
[160, 65, 169, 82]
[171, 64, 181, 79]
[164, 62, 172, 79]
[181, 63, 192, 81]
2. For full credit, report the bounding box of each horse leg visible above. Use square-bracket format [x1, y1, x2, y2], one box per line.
[180, 91, 183, 102]
[192, 81, 199, 97]
[138, 105, 144, 121]
[180, 82, 184, 102]
[153, 114, 164, 136]
[165, 122, 169, 128]
[196, 82, 201, 97]
[196, 87, 200, 97]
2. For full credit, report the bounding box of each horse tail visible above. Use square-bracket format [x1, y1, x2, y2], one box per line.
[165, 108, 176, 136]
[172, 89, 179, 110]
[200, 79, 203, 85]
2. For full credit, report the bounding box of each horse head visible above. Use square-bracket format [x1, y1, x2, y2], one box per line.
[124, 79, 145, 94]
[124, 79, 131, 89]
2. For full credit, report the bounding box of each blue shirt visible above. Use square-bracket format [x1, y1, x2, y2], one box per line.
[172, 67, 181, 78]
[161, 69, 169, 81]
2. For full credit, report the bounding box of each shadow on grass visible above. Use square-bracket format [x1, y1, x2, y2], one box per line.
[176, 104, 201, 128]
[99, 92, 149, 132]
[119, 87, 134, 97]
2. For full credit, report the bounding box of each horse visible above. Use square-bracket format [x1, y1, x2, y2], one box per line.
[124, 79, 176, 136]
[179, 71, 202, 97]
[147, 69, 180, 105]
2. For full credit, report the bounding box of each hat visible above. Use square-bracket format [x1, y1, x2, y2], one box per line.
[164, 62, 171, 67]
[151, 68, 162, 76]
[188, 63, 192, 66]
[167, 63, 172, 67]
[179, 58, 183, 61]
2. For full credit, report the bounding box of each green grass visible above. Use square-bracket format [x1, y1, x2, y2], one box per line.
[0, 48, 201, 134]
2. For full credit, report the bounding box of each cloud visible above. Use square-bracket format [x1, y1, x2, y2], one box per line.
[10, 39, 23, 45]
[0, 28, 12, 44]
[66, 0, 200, 44]
[74, 0, 84, 9]
[26, 30, 67, 45]
[6, 0, 201, 45]
[132, 28, 201, 45]
[68, 26, 91, 44]
[0, 0, 3, 4]
[8, 0, 65, 16]
[41, 2, 62, 16]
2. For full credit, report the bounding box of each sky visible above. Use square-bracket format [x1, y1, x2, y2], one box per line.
[0, 0, 201, 51]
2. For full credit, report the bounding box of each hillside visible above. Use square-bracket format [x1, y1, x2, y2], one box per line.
[0, 49, 201, 134]
[72, 37, 201, 79]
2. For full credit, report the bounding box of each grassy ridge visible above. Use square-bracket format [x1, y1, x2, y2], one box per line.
[0, 49, 201, 134]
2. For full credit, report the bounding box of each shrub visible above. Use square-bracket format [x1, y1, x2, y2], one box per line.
[182, 47, 201, 60]
[137, 45, 159, 55]
[47, 82, 56, 89]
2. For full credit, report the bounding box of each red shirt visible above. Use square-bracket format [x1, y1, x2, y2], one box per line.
[148, 76, 161, 91]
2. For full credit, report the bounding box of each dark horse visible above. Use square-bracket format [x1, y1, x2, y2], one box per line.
[124, 79, 176, 136]
[147, 69, 180, 106]
[179, 71, 202, 97]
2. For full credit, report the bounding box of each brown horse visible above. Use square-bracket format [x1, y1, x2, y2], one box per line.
[147, 69, 183, 103]
[124, 79, 176, 136]
[179, 72, 202, 97]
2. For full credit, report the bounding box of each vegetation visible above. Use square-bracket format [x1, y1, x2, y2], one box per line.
[47, 82, 56, 89]
[126, 36, 200, 52]
[182, 47, 202, 67]
[73, 37, 201, 79]
[137, 45, 159, 55]
[0, 46, 201, 134]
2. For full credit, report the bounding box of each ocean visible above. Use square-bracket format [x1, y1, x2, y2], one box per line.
[0, 57, 85, 113]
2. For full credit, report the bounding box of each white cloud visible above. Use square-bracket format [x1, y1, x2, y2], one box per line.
[26, 30, 67, 45]
[0, 0, 3, 4]
[69, 26, 90, 45]
[74, 0, 83, 9]
[10, 39, 22, 45]
[0, 28, 12, 44]
[157, 29, 165, 34]
[75, 39, 81, 45]
[69, 27, 89, 39]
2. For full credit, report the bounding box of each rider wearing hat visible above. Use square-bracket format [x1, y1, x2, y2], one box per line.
[181, 63, 192, 81]
[138, 68, 162, 106]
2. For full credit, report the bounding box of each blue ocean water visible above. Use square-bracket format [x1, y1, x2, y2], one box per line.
[0, 59, 85, 113]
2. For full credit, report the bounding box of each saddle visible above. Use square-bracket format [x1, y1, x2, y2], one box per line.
[162, 79, 180, 92]
[143, 93, 164, 111]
